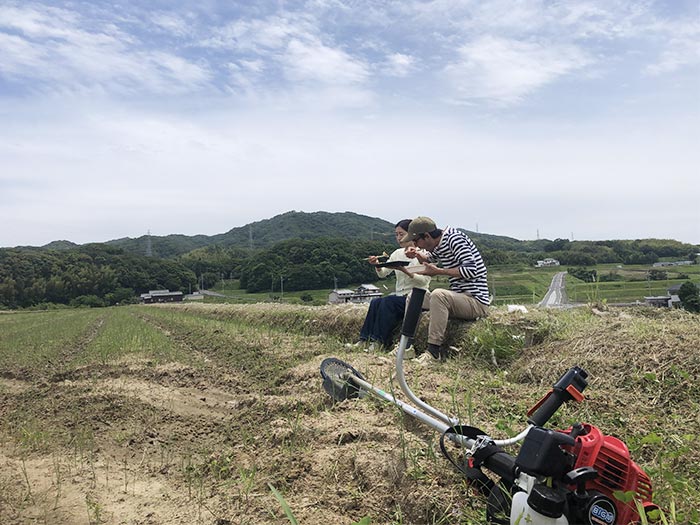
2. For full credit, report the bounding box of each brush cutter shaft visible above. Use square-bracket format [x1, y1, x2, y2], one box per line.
[396, 288, 461, 426]
[395, 334, 458, 426]
[348, 372, 522, 483]
[349, 374, 455, 433]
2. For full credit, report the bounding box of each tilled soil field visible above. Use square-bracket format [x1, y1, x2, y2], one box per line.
[1, 303, 698, 524]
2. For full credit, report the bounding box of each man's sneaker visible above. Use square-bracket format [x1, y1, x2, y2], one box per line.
[344, 340, 366, 349]
[413, 351, 440, 367]
[390, 344, 416, 360]
[364, 341, 378, 353]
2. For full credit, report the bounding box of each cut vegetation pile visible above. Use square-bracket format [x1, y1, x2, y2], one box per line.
[0, 302, 698, 524]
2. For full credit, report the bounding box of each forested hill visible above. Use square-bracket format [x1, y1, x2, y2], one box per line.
[29, 210, 698, 263]
[2, 210, 699, 309]
[102, 211, 395, 258]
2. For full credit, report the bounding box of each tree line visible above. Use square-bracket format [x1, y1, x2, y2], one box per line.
[532, 238, 697, 266]
[0, 245, 196, 309]
[0, 238, 392, 308]
[1, 235, 697, 309]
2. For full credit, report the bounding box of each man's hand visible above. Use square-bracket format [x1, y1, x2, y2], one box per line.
[416, 262, 441, 276]
[368, 255, 379, 265]
[404, 246, 428, 262]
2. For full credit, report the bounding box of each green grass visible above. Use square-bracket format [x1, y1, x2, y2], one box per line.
[489, 265, 562, 304]
[206, 279, 333, 305]
[0, 303, 697, 523]
[79, 308, 190, 366]
[0, 309, 103, 372]
[566, 261, 700, 304]
[0, 307, 193, 375]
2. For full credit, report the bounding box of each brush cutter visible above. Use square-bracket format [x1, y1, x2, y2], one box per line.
[320, 288, 658, 525]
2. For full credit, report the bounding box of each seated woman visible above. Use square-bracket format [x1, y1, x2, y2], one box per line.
[349, 219, 431, 351]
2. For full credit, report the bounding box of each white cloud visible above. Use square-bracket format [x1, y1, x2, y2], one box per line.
[0, 3, 211, 94]
[0, 32, 46, 74]
[149, 12, 191, 37]
[1, 1, 698, 247]
[0, 4, 80, 40]
[200, 14, 314, 52]
[198, 11, 371, 100]
[1, 104, 698, 246]
[283, 38, 369, 85]
[645, 21, 700, 75]
[382, 53, 416, 77]
[444, 35, 592, 105]
[226, 59, 266, 91]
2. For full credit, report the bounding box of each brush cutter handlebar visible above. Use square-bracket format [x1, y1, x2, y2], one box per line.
[527, 366, 588, 426]
[401, 287, 426, 337]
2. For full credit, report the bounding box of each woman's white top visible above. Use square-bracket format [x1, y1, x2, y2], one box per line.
[375, 247, 431, 296]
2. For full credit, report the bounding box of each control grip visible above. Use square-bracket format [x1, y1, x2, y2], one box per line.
[401, 288, 426, 337]
[527, 367, 588, 426]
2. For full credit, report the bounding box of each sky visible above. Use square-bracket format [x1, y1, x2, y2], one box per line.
[1, 0, 699, 248]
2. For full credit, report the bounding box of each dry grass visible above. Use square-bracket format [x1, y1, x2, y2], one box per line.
[0, 302, 698, 524]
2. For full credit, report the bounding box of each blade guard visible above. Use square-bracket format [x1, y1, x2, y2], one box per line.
[320, 357, 366, 402]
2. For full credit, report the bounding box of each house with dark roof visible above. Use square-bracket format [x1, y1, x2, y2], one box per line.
[644, 284, 684, 308]
[140, 289, 184, 303]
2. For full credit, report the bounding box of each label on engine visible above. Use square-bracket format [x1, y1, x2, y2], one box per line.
[588, 498, 617, 525]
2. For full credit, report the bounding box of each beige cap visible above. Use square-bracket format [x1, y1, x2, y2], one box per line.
[400, 216, 437, 242]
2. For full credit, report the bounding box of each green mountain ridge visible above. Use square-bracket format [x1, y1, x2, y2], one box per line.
[20, 210, 698, 259]
[100, 211, 397, 258]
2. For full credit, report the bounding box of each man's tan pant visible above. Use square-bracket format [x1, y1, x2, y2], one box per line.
[427, 289, 489, 346]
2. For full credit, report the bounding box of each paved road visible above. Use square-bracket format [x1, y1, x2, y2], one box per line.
[199, 289, 226, 297]
[539, 271, 568, 308]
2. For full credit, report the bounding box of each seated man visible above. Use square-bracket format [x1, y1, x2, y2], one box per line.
[403, 216, 490, 364]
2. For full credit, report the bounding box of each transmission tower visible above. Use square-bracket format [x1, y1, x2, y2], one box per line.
[145, 230, 153, 257]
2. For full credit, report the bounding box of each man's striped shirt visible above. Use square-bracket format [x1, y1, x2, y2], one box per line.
[429, 227, 490, 305]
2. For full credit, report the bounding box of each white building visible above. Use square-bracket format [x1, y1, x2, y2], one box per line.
[328, 284, 383, 304]
[535, 258, 560, 267]
[328, 289, 355, 304]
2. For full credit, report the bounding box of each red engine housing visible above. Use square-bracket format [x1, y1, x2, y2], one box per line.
[563, 423, 656, 524]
